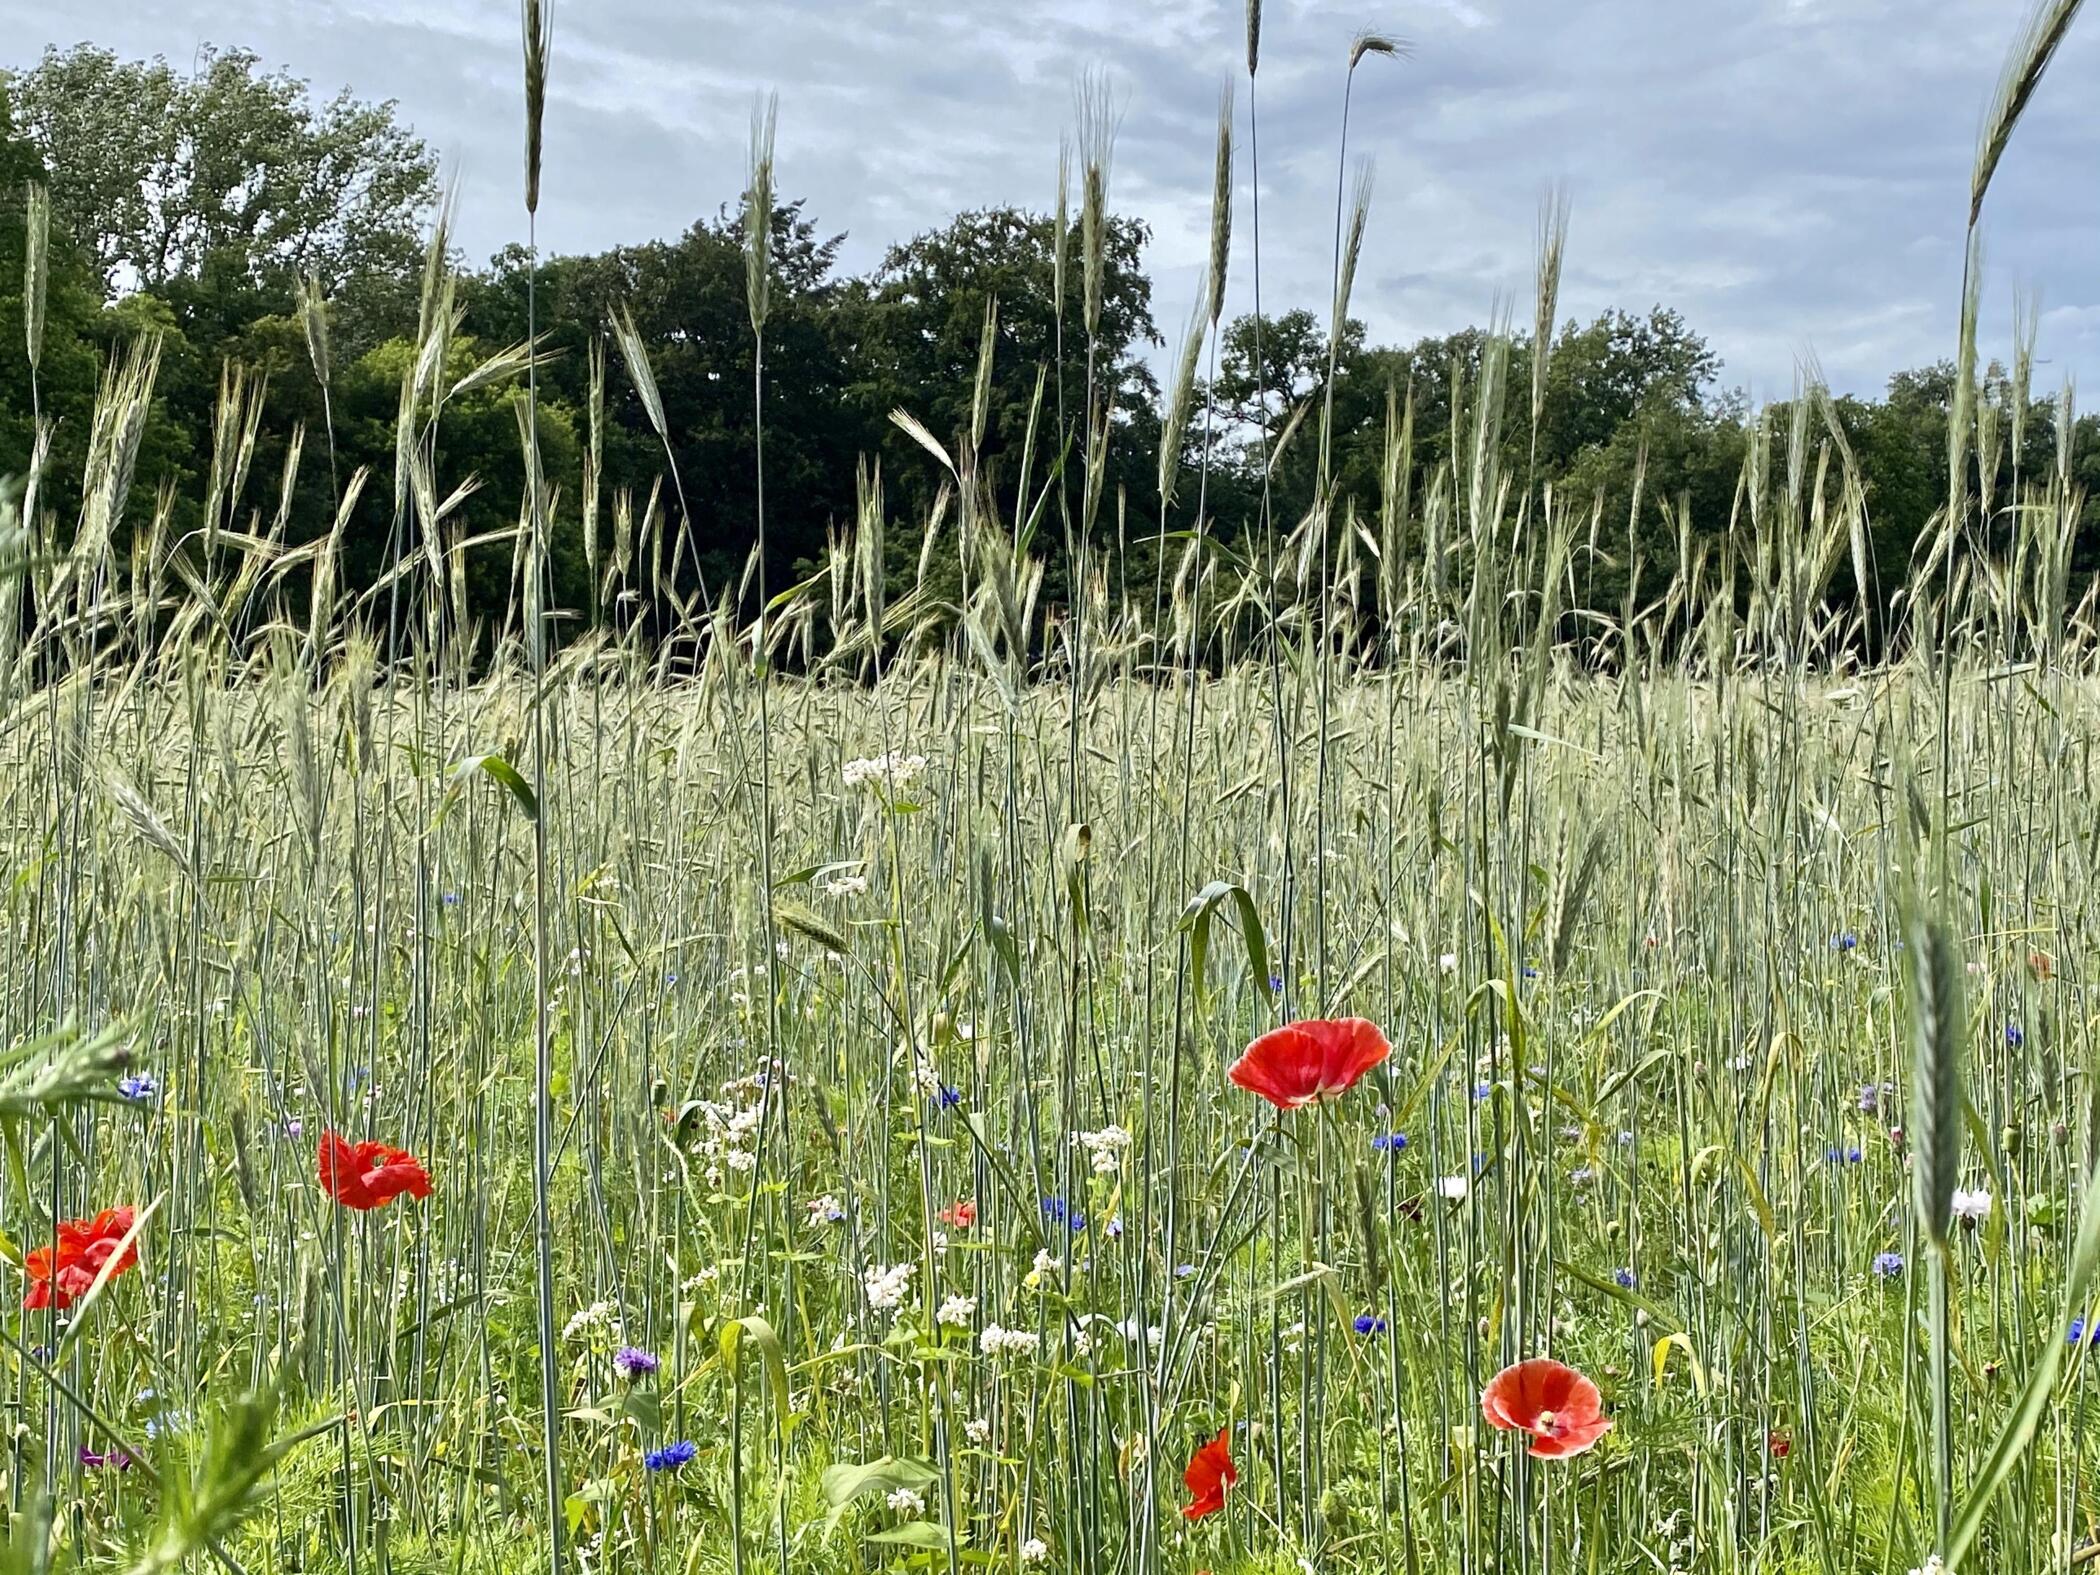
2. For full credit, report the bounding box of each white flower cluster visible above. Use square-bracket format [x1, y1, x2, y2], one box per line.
[820, 871, 871, 898]
[886, 1488, 926, 1517]
[979, 1324, 1041, 1360]
[842, 751, 928, 791]
[563, 1301, 622, 1342]
[864, 1261, 916, 1313]
[1951, 1186, 1992, 1223]
[686, 1096, 765, 1187]
[1079, 1124, 1132, 1176]
[1020, 1538, 1050, 1565]
[937, 1294, 978, 1328]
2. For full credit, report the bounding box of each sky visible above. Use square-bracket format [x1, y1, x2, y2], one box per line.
[7, 0, 2100, 404]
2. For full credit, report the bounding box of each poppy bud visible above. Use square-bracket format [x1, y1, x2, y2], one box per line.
[2002, 1122, 2023, 1156]
[650, 1078, 669, 1108]
[2054, 1121, 2071, 1148]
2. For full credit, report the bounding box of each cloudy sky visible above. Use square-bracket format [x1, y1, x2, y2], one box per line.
[9, 0, 2100, 401]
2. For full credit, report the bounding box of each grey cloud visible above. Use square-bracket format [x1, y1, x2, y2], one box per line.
[5, 0, 2099, 399]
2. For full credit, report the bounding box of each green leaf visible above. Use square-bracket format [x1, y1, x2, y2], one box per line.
[1178, 879, 1273, 1004]
[820, 1455, 939, 1535]
[448, 753, 538, 822]
[719, 1315, 791, 1435]
[865, 1522, 955, 1550]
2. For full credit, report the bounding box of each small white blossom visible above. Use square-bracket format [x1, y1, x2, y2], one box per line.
[938, 1294, 978, 1328]
[980, 1324, 1041, 1360]
[964, 1417, 991, 1445]
[1440, 1174, 1470, 1201]
[886, 1488, 926, 1517]
[1439, 952, 1459, 974]
[843, 751, 929, 791]
[1951, 1187, 1993, 1224]
[1020, 1538, 1050, 1565]
[820, 872, 870, 899]
[864, 1262, 916, 1313]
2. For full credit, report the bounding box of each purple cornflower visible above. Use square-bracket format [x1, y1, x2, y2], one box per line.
[1613, 1267, 1637, 1289]
[117, 1075, 157, 1103]
[1872, 1251, 1905, 1279]
[1857, 1083, 1880, 1114]
[613, 1346, 660, 1380]
[1352, 1314, 1388, 1336]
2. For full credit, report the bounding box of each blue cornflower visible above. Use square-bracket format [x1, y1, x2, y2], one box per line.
[1832, 932, 1858, 952]
[644, 1440, 697, 1472]
[1522, 964, 1540, 980]
[1175, 1263, 1196, 1279]
[1613, 1267, 1637, 1289]
[1352, 1314, 1388, 1336]
[2067, 1318, 2100, 1348]
[1616, 1130, 1634, 1148]
[1472, 1082, 1493, 1101]
[117, 1075, 158, 1103]
[1104, 1217, 1124, 1239]
[1371, 1132, 1409, 1153]
[665, 972, 680, 988]
[2006, 1022, 2025, 1049]
[613, 1346, 660, 1380]
[441, 891, 462, 907]
[1268, 973, 1286, 994]
[1041, 1197, 1086, 1233]
[936, 1085, 963, 1110]
[1825, 1146, 1863, 1165]
[1872, 1251, 1905, 1279]
[1570, 1167, 1595, 1188]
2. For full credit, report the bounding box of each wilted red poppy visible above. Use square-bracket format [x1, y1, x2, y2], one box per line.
[1767, 1430, 1791, 1459]
[1481, 1358, 1611, 1459]
[1181, 1425, 1237, 1519]
[1228, 1017, 1390, 1109]
[24, 1207, 140, 1310]
[2030, 949, 2056, 982]
[318, 1131, 432, 1211]
[938, 1199, 977, 1229]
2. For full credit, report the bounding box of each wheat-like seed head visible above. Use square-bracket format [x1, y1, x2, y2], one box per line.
[1207, 83, 1234, 328]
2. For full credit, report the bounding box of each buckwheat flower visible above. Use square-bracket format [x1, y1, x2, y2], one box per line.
[980, 1324, 1040, 1360]
[964, 1417, 992, 1445]
[864, 1262, 916, 1313]
[808, 1194, 846, 1224]
[820, 872, 870, 899]
[1950, 1187, 1992, 1225]
[613, 1346, 659, 1380]
[1439, 952, 1459, 974]
[1872, 1251, 1905, 1279]
[1020, 1537, 1050, 1565]
[643, 1440, 696, 1472]
[887, 1487, 926, 1516]
[1440, 1175, 1470, 1201]
[1352, 1314, 1387, 1335]
[564, 1301, 620, 1341]
[937, 1294, 977, 1329]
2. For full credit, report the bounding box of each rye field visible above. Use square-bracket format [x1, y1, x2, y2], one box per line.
[8, 2, 2100, 1574]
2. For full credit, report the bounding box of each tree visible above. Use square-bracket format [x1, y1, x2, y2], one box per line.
[470, 200, 867, 616]
[5, 45, 436, 309]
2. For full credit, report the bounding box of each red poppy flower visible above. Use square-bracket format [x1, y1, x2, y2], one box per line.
[24, 1207, 140, 1310]
[318, 1131, 432, 1211]
[1228, 1017, 1390, 1110]
[1181, 1426, 1237, 1519]
[1767, 1430, 1791, 1459]
[938, 1199, 977, 1229]
[1481, 1358, 1611, 1459]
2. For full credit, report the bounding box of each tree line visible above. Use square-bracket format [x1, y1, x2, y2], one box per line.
[2, 43, 2094, 661]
